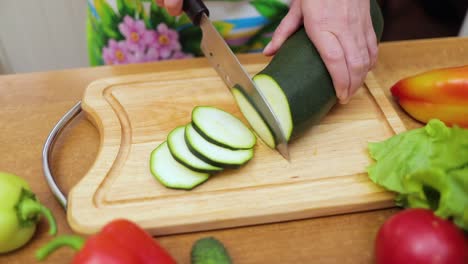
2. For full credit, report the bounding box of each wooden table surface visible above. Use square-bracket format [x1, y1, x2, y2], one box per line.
[0, 36, 466, 264]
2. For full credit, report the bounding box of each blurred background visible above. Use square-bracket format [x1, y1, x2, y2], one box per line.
[0, 0, 467, 74]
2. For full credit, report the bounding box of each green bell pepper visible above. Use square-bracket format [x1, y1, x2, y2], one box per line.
[0, 171, 57, 253]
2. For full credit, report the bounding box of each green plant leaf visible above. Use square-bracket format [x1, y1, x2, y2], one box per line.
[213, 21, 234, 36]
[94, 0, 123, 40]
[149, 2, 176, 29]
[175, 14, 192, 28]
[86, 15, 104, 66]
[179, 25, 202, 56]
[249, 0, 289, 20]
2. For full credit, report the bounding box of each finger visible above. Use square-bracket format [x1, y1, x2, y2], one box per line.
[366, 23, 378, 69]
[263, 0, 302, 56]
[164, 0, 183, 16]
[306, 29, 350, 102]
[156, 0, 164, 7]
[338, 30, 369, 103]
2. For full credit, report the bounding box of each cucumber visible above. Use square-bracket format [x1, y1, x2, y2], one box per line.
[167, 125, 223, 173]
[185, 123, 254, 167]
[234, 0, 384, 147]
[191, 237, 232, 264]
[192, 106, 256, 150]
[150, 141, 210, 190]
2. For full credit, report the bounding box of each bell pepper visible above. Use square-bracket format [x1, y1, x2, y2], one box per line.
[0, 172, 57, 254]
[390, 65, 468, 128]
[36, 218, 176, 264]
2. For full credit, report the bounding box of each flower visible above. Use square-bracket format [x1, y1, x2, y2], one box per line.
[155, 23, 181, 59]
[118, 15, 154, 51]
[172, 50, 193, 60]
[102, 19, 193, 65]
[102, 40, 130, 65]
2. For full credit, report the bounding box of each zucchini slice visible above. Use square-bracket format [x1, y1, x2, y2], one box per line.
[231, 87, 275, 148]
[233, 0, 384, 148]
[191, 106, 256, 150]
[150, 141, 210, 190]
[167, 125, 223, 173]
[185, 123, 254, 167]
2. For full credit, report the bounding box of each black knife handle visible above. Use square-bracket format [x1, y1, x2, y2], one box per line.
[183, 0, 209, 25]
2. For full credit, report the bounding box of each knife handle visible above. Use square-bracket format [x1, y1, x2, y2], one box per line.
[183, 0, 209, 25]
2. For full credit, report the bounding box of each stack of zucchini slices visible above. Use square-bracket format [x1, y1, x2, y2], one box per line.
[150, 106, 256, 190]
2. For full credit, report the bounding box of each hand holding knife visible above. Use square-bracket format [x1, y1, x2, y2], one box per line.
[182, 0, 290, 160]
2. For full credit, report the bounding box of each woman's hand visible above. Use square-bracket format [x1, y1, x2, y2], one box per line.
[264, 0, 378, 104]
[155, 0, 184, 16]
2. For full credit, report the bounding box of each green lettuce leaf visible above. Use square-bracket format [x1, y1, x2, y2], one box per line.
[367, 119, 468, 230]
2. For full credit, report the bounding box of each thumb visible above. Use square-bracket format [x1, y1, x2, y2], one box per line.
[263, 0, 303, 56]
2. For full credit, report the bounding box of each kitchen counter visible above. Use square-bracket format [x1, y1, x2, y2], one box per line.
[0, 36, 466, 263]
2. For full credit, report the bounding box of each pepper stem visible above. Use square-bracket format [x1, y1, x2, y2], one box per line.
[19, 197, 57, 235]
[35, 235, 85, 261]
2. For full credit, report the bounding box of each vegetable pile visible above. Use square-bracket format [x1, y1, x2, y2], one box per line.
[391, 65, 468, 128]
[150, 106, 256, 190]
[367, 119, 468, 263]
[0, 171, 57, 254]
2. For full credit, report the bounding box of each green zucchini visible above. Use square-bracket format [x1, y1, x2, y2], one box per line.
[167, 125, 223, 173]
[185, 123, 254, 167]
[233, 0, 384, 147]
[191, 106, 256, 150]
[150, 141, 210, 190]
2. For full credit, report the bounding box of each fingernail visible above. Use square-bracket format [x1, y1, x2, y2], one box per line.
[263, 42, 272, 54]
[338, 89, 348, 104]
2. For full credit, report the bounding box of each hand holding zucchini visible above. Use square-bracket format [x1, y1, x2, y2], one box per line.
[150, 106, 256, 190]
[234, 0, 384, 149]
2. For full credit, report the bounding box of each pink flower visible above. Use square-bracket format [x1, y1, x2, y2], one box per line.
[155, 23, 181, 59]
[102, 40, 130, 65]
[172, 50, 193, 60]
[119, 16, 154, 52]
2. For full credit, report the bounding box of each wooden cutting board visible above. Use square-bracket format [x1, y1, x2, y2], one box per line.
[67, 62, 406, 235]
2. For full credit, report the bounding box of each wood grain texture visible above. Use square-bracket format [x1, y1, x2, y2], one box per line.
[1, 37, 467, 264]
[67, 62, 405, 235]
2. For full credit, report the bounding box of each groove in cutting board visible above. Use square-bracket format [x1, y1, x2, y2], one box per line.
[67, 63, 405, 235]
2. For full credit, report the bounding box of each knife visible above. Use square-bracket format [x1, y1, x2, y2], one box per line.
[182, 0, 290, 160]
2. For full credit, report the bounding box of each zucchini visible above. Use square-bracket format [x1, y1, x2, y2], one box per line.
[192, 106, 256, 150]
[167, 125, 223, 173]
[185, 123, 254, 167]
[231, 87, 276, 148]
[234, 0, 384, 147]
[150, 141, 210, 190]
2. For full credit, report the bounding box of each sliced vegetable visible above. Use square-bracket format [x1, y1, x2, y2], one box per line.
[192, 106, 256, 149]
[390, 65, 468, 128]
[375, 208, 468, 264]
[150, 141, 210, 190]
[167, 125, 223, 173]
[233, 0, 384, 148]
[0, 171, 57, 254]
[36, 219, 176, 264]
[191, 237, 232, 264]
[231, 87, 275, 148]
[185, 123, 254, 167]
[367, 119, 468, 230]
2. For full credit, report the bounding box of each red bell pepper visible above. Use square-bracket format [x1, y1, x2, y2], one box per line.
[390, 65, 468, 128]
[36, 219, 176, 264]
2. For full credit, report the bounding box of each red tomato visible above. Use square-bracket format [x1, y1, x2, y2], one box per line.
[375, 208, 467, 264]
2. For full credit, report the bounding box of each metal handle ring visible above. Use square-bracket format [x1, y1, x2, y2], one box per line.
[42, 101, 82, 210]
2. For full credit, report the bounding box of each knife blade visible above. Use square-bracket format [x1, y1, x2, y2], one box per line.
[182, 0, 290, 160]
